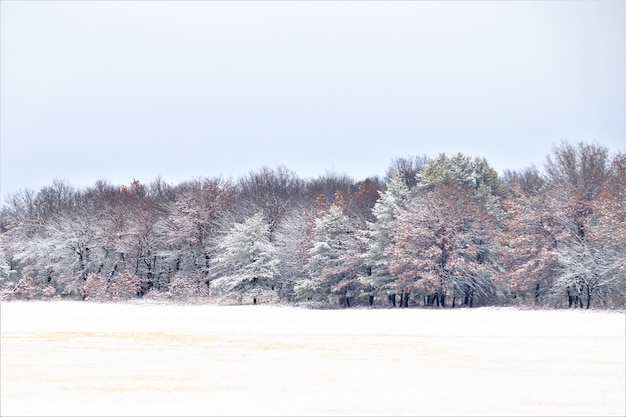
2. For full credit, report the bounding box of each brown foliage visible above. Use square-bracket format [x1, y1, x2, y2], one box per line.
[390, 185, 496, 301]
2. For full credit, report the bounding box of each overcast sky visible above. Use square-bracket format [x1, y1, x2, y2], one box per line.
[1, 1, 625, 203]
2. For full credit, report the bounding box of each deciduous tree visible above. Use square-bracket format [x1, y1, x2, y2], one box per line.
[545, 142, 625, 308]
[390, 184, 498, 308]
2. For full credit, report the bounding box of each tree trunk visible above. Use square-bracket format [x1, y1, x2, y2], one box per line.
[369, 295, 374, 306]
[452, 294, 456, 308]
[346, 296, 351, 308]
[567, 288, 573, 307]
[534, 282, 540, 303]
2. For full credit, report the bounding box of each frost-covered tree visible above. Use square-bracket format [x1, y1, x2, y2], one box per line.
[553, 236, 624, 309]
[328, 178, 381, 224]
[360, 173, 411, 306]
[497, 170, 559, 304]
[419, 153, 499, 193]
[83, 273, 109, 301]
[382, 153, 502, 308]
[236, 165, 303, 240]
[108, 270, 144, 301]
[390, 184, 499, 307]
[0, 187, 63, 296]
[166, 272, 210, 301]
[303, 172, 358, 209]
[384, 155, 428, 188]
[295, 205, 367, 307]
[498, 143, 625, 309]
[594, 153, 626, 241]
[1, 273, 40, 300]
[2, 202, 105, 299]
[165, 178, 235, 285]
[101, 180, 171, 293]
[418, 152, 505, 222]
[0, 249, 15, 285]
[272, 209, 314, 302]
[83, 270, 144, 301]
[211, 212, 280, 304]
[544, 142, 625, 308]
[594, 153, 626, 305]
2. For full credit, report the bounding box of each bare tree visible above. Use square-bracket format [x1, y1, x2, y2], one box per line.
[384, 155, 428, 188]
[236, 165, 303, 240]
[165, 177, 235, 288]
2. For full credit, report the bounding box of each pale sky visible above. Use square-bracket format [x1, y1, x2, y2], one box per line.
[1, 1, 625, 203]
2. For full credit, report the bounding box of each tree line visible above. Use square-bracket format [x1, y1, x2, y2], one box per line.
[1, 141, 624, 309]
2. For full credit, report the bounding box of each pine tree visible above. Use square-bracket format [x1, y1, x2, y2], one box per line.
[211, 212, 279, 304]
[418, 152, 505, 222]
[360, 172, 410, 305]
[295, 205, 366, 307]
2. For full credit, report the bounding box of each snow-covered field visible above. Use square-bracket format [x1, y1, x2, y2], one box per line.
[1, 301, 624, 416]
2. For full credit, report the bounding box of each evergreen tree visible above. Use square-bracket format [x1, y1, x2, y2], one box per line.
[360, 172, 410, 305]
[295, 205, 366, 306]
[418, 152, 505, 222]
[211, 212, 279, 304]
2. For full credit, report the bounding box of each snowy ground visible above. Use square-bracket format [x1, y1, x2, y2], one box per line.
[1, 301, 624, 416]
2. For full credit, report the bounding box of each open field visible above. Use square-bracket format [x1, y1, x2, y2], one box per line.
[1, 301, 624, 416]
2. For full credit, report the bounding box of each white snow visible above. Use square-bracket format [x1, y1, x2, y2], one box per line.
[1, 301, 624, 416]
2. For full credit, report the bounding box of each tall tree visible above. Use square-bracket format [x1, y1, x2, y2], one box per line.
[384, 155, 428, 188]
[425, 153, 504, 218]
[211, 212, 280, 304]
[165, 178, 235, 285]
[360, 172, 411, 306]
[236, 165, 303, 240]
[272, 209, 313, 302]
[295, 205, 367, 307]
[545, 142, 624, 308]
[390, 184, 498, 308]
[497, 168, 558, 304]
